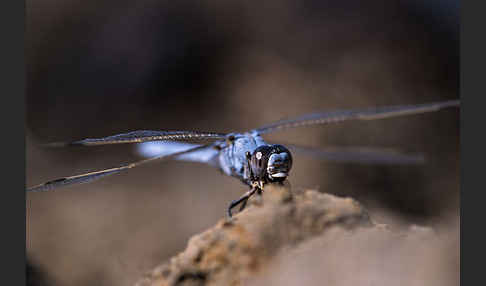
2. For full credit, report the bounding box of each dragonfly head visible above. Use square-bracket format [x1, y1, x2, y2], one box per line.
[250, 144, 293, 184]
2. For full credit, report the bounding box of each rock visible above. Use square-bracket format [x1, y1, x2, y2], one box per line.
[247, 219, 456, 286]
[134, 184, 372, 286]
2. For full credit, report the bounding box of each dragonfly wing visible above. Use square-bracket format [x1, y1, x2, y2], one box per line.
[284, 143, 425, 165]
[255, 100, 460, 134]
[136, 141, 220, 165]
[45, 130, 226, 147]
[27, 142, 217, 192]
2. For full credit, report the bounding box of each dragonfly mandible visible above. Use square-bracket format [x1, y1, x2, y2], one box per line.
[27, 100, 460, 217]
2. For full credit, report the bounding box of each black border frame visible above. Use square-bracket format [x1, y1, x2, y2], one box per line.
[1, 0, 25, 284]
[461, 1, 478, 285]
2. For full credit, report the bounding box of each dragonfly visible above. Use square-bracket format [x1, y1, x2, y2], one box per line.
[27, 100, 460, 217]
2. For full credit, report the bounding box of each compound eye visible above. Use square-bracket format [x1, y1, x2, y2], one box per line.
[255, 151, 263, 167]
[256, 151, 262, 160]
[251, 146, 272, 179]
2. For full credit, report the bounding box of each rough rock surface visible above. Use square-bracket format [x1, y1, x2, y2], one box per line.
[134, 184, 373, 286]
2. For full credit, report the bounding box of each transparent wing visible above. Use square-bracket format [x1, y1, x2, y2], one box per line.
[27, 142, 217, 192]
[255, 100, 460, 134]
[45, 130, 226, 147]
[136, 141, 219, 164]
[284, 143, 425, 165]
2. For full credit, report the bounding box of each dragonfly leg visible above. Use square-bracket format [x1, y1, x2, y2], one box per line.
[227, 187, 257, 218]
[239, 198, 248, 212]
[237, 184, 262, 211]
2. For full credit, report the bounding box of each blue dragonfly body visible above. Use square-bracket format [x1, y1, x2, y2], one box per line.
[138, 131, 289, 187]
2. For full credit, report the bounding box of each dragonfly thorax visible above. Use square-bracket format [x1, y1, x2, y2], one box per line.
[249, 144, 293, 183]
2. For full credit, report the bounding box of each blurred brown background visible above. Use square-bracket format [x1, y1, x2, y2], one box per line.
[26, 1, 459, 285]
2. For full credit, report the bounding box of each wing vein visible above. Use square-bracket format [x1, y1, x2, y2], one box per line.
[26, 142, 218, 192]
[281, 143, 425, 165]
[46, 130, 226, 147]
[255, 100, 460, 134]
